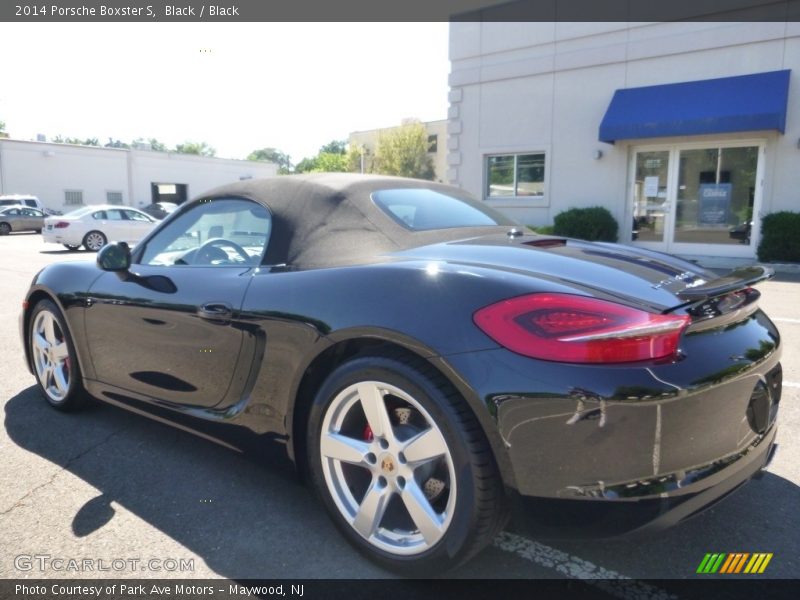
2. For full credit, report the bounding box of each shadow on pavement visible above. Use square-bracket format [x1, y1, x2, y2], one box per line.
[4, 386, 519, 579]
[4, 386, 385, 579]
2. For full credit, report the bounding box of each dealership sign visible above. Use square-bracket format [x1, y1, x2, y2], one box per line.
[698, 183, 732, 226]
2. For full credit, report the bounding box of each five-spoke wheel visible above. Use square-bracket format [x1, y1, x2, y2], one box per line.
[29, 300, 84, 410]
[308, 353, 505, 575]
[319, 380, 456, 555]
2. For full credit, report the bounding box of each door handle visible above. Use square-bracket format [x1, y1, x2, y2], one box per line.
[198, 302, 233, 321]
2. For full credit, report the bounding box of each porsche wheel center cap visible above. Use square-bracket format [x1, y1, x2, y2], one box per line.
[379, 454, 396, 475]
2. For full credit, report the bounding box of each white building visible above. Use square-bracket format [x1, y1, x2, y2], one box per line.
[0, 139, 278, 213]
[448, 22, 799, 262]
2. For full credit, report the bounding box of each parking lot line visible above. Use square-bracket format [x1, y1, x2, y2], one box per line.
[493, 532, 676, 599]
[772, 318, 800, 324]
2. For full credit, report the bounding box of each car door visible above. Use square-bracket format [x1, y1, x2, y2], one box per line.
[100, 208, 130, 242]
[122, 209, 155, 242]
[83, 197, 271, 409]
[2, 208, 22, 230]
[22, 208, 44, 231]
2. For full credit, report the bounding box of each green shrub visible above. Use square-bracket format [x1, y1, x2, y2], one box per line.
[528, 225, 555, 235]
[757, 211, 800, 263]
[553, 206, 618, 242]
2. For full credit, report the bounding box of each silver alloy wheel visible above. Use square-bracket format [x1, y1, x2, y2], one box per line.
[84, 232, 106, 251]
[320, 381, 456, 556]
[31, 310, 71, 403]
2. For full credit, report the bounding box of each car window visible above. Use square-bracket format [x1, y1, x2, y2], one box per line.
[4, 208, 21, 216]
[124, 209, 152, 222]
[92, 211, 107, 220]
[24, 200, 36, 207]
[138, 198, 271, 267]
[372, 188, 516, 231]
[106, 210, 125, 221]
[65, 206, 95, 218]
[23, 208, 42, 216]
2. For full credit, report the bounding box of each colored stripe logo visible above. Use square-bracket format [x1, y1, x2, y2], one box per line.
[696, 553, 773, 574]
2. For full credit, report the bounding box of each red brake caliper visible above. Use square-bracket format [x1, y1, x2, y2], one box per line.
[362, 424, 374, 442]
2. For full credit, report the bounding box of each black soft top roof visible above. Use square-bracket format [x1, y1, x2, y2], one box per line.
[198, 173, 512, 268]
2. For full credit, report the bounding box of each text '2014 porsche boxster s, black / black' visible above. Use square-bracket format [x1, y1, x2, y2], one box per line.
[20, 174, 781, 575]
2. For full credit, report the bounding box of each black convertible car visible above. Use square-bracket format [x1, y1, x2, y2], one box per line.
[21, 174, 781, 574]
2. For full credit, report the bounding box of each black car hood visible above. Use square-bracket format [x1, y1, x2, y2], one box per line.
[391, 233, 732, 312]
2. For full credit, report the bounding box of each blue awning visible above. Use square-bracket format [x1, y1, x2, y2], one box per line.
[599, 70, 791, 143]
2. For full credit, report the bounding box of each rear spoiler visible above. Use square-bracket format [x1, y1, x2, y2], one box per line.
[677, 265, 774, 302]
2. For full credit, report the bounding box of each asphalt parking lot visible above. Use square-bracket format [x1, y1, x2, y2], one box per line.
[1, 232, 798, 583]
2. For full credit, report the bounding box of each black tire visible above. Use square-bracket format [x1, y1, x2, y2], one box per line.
[63, 244, 81, 251]
[28, 299, 86, 411]
[307, 352, 506, 576]
[83, 231, 107, 252]
[0, 222, 11, 235]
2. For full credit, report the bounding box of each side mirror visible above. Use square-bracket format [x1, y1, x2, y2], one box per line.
[97, 242, 131, 272]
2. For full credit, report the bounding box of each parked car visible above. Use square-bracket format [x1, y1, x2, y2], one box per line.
[21, 174, 782, 575]
[0, 195, 61, 216]
[41, 205, 157, 251]
[141, 201, 179, 220]
[0, 206, 46, 234]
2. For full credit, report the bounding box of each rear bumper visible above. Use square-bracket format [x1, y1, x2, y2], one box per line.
[441, 307, 782, 537]
[508, 425, 777, 538]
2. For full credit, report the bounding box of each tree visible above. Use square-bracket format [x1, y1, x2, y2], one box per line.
[314, 152, 349, 172]
[374, 120, 434, 180]
[247, 147, 292, 174]
[294, 139, 354, 174]
[175, 141, 216, 157]
[105, 138, 130, 149]
[293, 156, 319, 174]
[319, 140, 347, 155]
[0, 120, 5, 132]
[148, 138, 168, 152]
[52, 135, 99, 146]
[132, 137, 168, 151]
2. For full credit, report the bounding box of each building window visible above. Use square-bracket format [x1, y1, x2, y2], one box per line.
[486, 153, 545, 197]
[427, 134, 438, 153]
[106, 191, 123, 205]
[65, 190, 83, 206]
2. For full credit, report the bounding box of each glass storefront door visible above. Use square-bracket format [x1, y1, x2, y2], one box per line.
[632, 151, 670, 243]
[630, 142, 763, 256]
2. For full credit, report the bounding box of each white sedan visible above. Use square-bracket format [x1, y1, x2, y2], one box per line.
[42, 205, 158, 251]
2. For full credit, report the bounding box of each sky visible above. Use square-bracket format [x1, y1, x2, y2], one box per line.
[0, 22, 450, 164]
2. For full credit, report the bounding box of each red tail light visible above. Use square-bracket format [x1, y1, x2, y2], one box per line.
[473, 293, 690, 364]
[53, 221, 70, 228]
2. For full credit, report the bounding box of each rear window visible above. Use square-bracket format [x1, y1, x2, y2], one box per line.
[372, 188, 515, 231]
[64, 206, 95, 218]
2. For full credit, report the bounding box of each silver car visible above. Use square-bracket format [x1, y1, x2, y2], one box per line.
[0, 206, 45, 235]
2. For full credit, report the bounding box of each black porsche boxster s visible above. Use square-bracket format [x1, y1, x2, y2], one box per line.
[21, 174, 781, 574]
